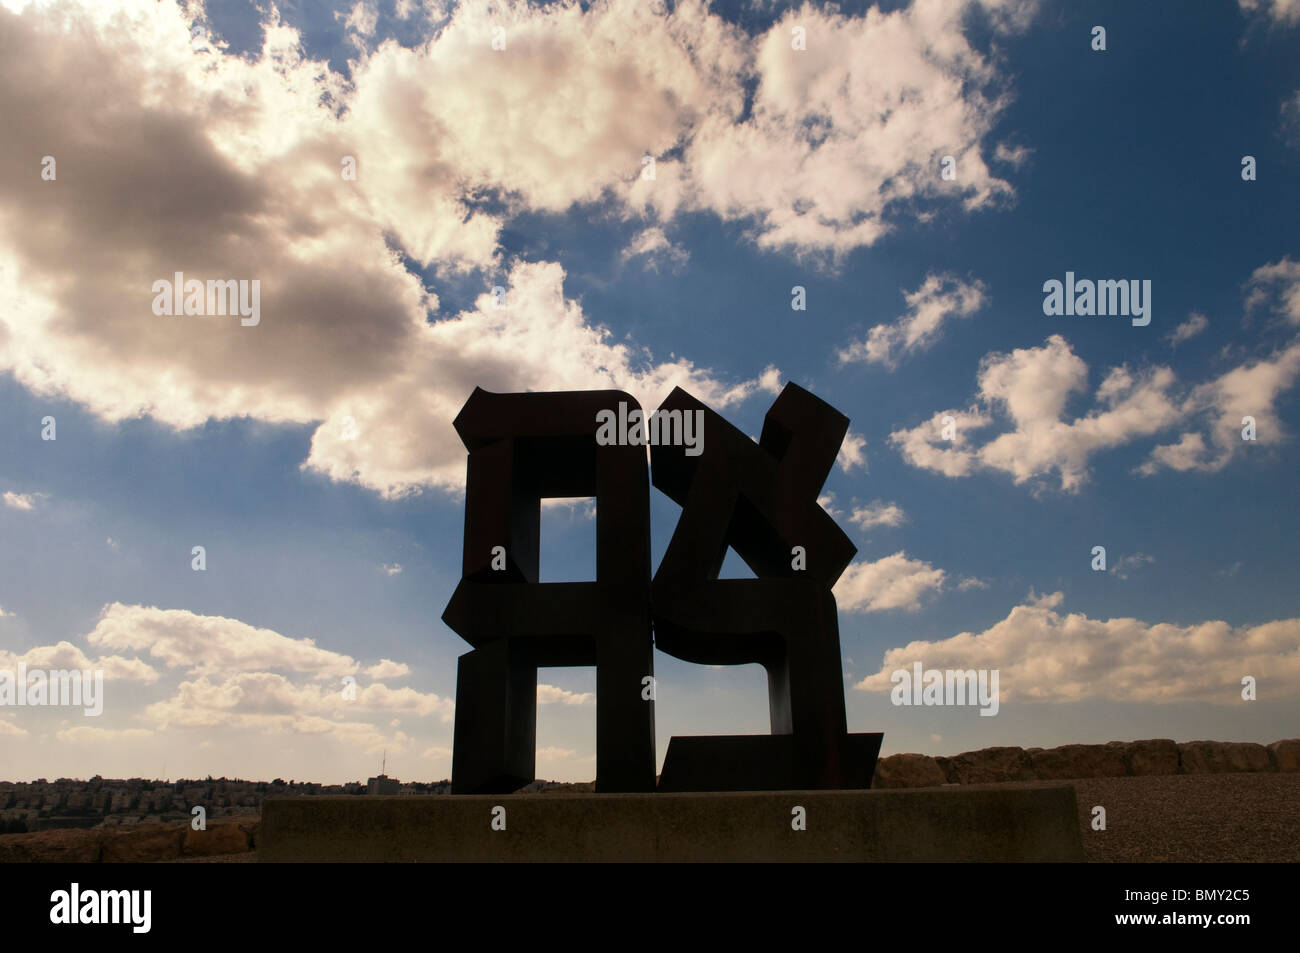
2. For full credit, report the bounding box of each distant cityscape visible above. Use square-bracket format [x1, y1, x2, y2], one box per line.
[0, 775, 598, 833]
[0, 776, 447, 833]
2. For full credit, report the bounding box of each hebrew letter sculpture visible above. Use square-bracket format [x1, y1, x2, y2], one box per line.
[442, 388, 656, 794]
[443, 383, 881, 794]
[650, 383, 881, 791]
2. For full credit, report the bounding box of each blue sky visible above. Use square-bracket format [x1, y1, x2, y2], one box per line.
[1, 0, 1298, 784]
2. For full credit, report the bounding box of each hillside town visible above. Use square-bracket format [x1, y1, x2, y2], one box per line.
[0, 776, 458, 833]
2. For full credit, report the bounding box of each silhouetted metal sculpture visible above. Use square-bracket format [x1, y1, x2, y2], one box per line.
[442, 389, 656, 794]
[443, 383, 882, 794]
[651, 384, 881, 790]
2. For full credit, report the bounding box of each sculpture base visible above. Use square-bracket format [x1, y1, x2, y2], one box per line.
[657, 732, 883, 791]
[260, 783, 1083, 862]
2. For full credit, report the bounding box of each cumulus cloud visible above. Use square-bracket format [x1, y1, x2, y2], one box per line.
[899, 263, 1300, 488]
[637, 0, 1038, 261]
[854, 591, 1300, 703]
[0, 605, 451, 752]
[838, 273, 986, 369]
[338, 1, 378, 41]
[142, 671, 452, 729]
[1140, 341, 1300, 475]
[993, 141, 1032, 167]
[0, 0, 1043, 498]
[848, 500, 907, 531]
[2, 491, 37, 510]
[305, 260, 786, 495]
[1111, 552, 1155, 580]
[0, 0, 786, 500]
[833, 551, 946, 613]
[836, 430, 868, 473]
[891, 335, 1192, 491]
[1239, 0, 1300, 26]
[1245, 257, 1300, 324]
[0, 640, 159, 683]
[85, 603, 359, 677]
[890, 407, 994, 479]
[0, 718, 28, 737]
[1167, 312, 1209, 346]
[364, 659, 411, 680]
[537, 683, 594, 706]
[620, 227, 689, 272]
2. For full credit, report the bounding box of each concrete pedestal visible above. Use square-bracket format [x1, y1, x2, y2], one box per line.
[260, 783, 1083, 862]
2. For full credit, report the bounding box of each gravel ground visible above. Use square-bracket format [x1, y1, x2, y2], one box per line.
[1068, 773, 1300, 862]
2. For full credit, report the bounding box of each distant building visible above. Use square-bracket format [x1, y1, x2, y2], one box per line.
[367, 775, 400, 795]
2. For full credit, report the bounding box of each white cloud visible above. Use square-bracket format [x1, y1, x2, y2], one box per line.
[0, 0, 1040, 516]
[838, 273, 986, 369]
[380, 563, 403, 576]
[1025, 589, 1065, 609]
[848, 500, 906, 531]
[142, 670, 452, 729]
[642, 0, 1039, 261]
[837, 430, 868, 473]
[889, 407, 993, 479]
[1138, 432, 1207, 473]
[620, 227, 689, 272]
[12, 604, 456, 753]
[338, 2, 378, 39]
[84, 603, 359, 677]
[1245, 257, 1300, 324]
[1140, 341, 1300, 475]
[1167, 312, 1209, 346]
[0, 0, 1038, 507]
[0, 1, 781, 500]
[855, 591, 1300, 703]
[833, 551, 946, 613]
[891, 335, 1188, 491]
[364, 659, 411, 680]
[0, 640, 159, 683]
[2, 491, 37, 510]
[298, 259, 785, 497]
[537, 683, 594, 706]
[1239, 0, 1300, 26]
[993, 141, 1031, 167]
[1112, 552, 1155, 580]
